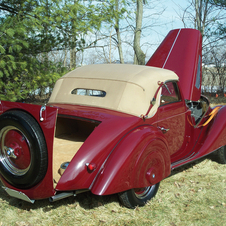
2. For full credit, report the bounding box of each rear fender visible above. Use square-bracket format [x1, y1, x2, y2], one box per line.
[0, 101, 57, 200]
[133, 138, 171, 187]
[91, 125, 170, 195]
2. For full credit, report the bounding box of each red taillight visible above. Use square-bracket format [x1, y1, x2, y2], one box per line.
[86, 163, 96, 172]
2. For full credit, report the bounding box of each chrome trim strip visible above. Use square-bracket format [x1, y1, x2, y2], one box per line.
[163, 29, 181, 68]
[171, 152, 198, 168]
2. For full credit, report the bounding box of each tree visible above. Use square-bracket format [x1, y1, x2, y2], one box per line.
[114, 0, 125, 63]
[133, 0, 146, 65]
[179, 0, 226, 62]
[88, 0, 165, 65]
[210, 0, 226, 7]
[0, 0, 121, 101]
[54, 0, 123, 68]
[0, 1, 30, 101]
[209, 0, 226, 39]
[181, 0, 216, 35]
[180, 0, 226, 42]
[178, 0, 226, 95]
[106, 0, 165, 65]
[203, 46, 226, 94]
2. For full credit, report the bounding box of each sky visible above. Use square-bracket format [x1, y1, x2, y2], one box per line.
[142, 0, 191, 60]
[162, 0, 189, 29]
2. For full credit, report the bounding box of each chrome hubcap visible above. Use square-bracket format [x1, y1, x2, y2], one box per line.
[0, 126, 31, 176]
[5, 146, 17, 159]
[134, 186, 153, 199]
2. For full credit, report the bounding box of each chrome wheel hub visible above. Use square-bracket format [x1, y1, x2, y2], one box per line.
[5, 146, 17, 159]
[0, 126, 31, 176]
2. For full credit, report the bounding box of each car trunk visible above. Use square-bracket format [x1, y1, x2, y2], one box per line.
[53, 116, 100, 186]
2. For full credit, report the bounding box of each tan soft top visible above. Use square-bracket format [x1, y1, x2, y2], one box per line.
[49, 64, 178, 117]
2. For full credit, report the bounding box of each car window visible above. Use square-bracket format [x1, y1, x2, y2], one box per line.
[160, 82, 180, 106]
[195, 55, 201, 89]
[71, 88, 106, 97]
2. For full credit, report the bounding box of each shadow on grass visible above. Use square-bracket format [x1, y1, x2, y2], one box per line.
[0, 182, 119, 212]
[170, 157, 206, 177]
[169, 151, 222, 178]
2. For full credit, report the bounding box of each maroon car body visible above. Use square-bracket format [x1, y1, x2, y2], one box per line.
[0, 28, 225, 208]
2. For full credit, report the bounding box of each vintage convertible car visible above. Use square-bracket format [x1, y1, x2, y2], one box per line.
[0, 28, 225, 208]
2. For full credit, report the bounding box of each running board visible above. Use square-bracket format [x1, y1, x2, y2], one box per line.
[171, 147, 220, 170]
[171, 152, 199, 170]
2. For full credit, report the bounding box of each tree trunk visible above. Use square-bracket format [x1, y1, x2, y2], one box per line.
[70, 48, 73, 69]
[64, 49, 67, 67]
[115, 0, 124, 64]
[194, 0, 208, 36]
[133, 0, 145, 65]
[69, 0, 77, 69]
[70, 45, 76, 69]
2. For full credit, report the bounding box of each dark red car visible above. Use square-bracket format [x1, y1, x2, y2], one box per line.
[0, 28, 225, 208]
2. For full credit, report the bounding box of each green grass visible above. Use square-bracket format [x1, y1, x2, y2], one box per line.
[0, 158, 225, 226]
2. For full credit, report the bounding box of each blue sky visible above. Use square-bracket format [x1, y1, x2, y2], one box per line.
[152, 0, 190, 38]
[143, 0, 190, 59]
[163, 0, 189, 29]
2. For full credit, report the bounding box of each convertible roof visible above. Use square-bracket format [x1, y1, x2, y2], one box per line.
[49, 64, 178, 116]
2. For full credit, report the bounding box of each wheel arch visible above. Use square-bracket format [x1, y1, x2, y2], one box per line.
[133, 137, 171, 188]
[91, 125, 170, 196]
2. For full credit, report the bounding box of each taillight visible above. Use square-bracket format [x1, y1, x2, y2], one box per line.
[86, 163, 96, 172]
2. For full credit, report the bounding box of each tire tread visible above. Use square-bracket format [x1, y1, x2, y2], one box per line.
[215, 146, 226, 164]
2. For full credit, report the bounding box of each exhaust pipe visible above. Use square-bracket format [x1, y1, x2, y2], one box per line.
[49, 192, 75, 202]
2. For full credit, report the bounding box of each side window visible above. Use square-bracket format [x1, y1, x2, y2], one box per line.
[160, 81, 180, 106]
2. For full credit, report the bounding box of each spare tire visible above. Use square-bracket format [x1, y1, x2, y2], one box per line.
[0, 111, 48, 188]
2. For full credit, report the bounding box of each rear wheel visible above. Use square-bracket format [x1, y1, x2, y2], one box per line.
[214, 146, 226, 164]
[0, 111, 48, 188]
[118, 183, 159, 208]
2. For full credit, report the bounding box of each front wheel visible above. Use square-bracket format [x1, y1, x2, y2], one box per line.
[118, 183, 160, 208]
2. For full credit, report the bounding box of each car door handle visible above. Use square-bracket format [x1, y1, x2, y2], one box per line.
[158, 126, 170, 134]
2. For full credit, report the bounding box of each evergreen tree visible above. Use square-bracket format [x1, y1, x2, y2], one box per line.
[0, 0, 118, 101]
